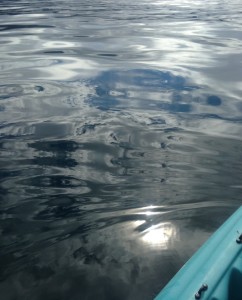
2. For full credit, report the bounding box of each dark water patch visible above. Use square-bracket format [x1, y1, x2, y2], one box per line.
[76, 123, 100, 135]
[207, 95, 222, 106]
[34, 85, 45, 92]
[31, 156, 78, 168]
[44, 50, 65, 54]
[98, 53, 118, 57]
[0, 170, 23, 181]
[0, 24, 54, 31]
[29, 140, 79, 153]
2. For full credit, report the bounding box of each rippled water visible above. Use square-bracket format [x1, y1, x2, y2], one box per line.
[1, 0, 242, 299]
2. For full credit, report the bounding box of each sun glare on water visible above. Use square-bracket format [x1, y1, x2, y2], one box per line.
[142, 222, 177, 248]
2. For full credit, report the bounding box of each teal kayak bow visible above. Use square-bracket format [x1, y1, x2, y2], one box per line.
[154, 206, 242, 300]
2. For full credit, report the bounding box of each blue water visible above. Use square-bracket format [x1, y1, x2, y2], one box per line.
[1, 0, 242, 299]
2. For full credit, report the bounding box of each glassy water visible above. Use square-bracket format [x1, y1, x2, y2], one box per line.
[1, 0, 242, 299]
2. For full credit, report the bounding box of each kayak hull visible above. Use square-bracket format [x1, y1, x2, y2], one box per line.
[154, 206, 242, 300]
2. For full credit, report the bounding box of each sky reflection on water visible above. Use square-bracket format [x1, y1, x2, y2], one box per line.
[1, 0, 242, 299]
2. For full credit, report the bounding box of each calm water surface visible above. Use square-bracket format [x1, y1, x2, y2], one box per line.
[1, 0, 242, 299]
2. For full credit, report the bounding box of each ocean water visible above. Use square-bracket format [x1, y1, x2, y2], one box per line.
[1, 0, 242, 299]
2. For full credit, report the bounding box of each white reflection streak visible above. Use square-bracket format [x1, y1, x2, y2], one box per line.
[37, 56, 98, 80]
[43, 40, 76, 49]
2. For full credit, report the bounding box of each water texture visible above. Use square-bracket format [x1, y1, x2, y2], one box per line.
[1, 0, 242, 299]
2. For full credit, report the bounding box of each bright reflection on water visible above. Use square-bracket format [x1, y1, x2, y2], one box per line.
[1, 0, 242, 299]
[142, 222, 177, 248]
